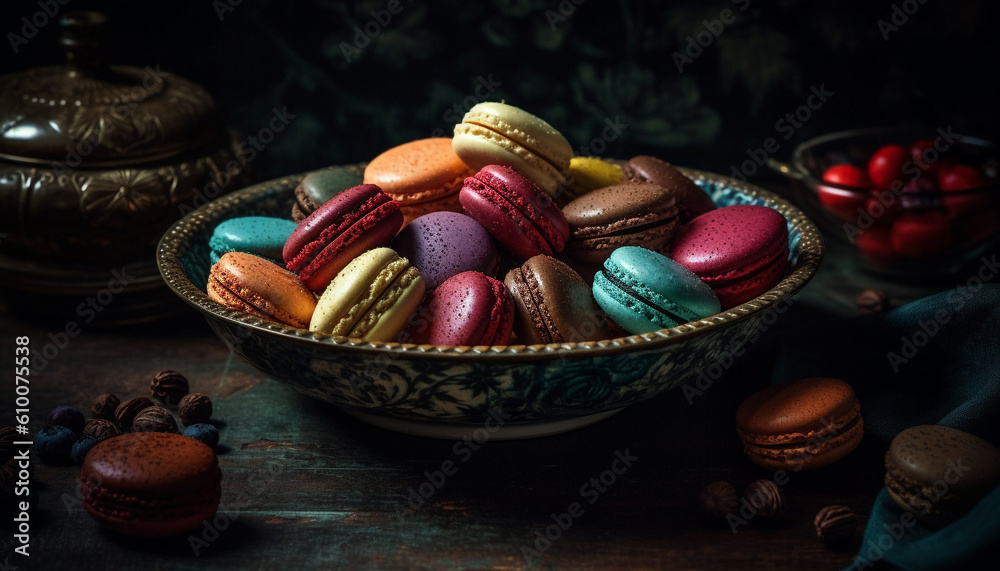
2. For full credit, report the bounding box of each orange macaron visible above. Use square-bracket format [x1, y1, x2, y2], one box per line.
[363, 138, 474, 225]
[736, 377, 863, 471]
[207, 251, 317, 328]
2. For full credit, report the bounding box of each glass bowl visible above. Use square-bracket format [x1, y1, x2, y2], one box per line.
[769, 127, 998, 278]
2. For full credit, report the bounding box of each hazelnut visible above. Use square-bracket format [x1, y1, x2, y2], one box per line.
[91, 393, 121, 421]
[132, 407, 179, 433]
[814, 505, 858, 549]
[178, 393, 213, 425]
[856, 290, 889, 314]
[114, 397, 155, 431]
[744, 480, 785, 517]
[698, 481, 739, 521]
[150, 369, 190, 407]
[82, 419, 122, 442]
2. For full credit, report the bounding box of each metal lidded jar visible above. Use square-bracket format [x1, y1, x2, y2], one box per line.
[0, 12, 253, 323]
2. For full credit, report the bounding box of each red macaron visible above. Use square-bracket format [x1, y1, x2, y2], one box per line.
[669, 205, 789, 309]
[459, 164, 570, 260]
[411, 271, 514, 346]
[80, 432, 222, 537]
[283, 184, 403, 292]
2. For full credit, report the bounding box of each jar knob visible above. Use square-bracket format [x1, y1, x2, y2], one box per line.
[58, 11, 109, 75]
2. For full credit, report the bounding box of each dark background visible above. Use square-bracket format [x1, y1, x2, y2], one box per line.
[2, 0, 998, 182]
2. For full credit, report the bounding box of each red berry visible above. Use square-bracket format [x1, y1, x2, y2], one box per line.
[868, 144, 910, 190]
[822, 164, 870, 188]
[819, 165, 869, 220]
[908, 139, 940, 176]
[855, 226, 899, 266]
[891, 211, 953, 260]
[938, 163, 990, 191]
[864, 192, 902, 223]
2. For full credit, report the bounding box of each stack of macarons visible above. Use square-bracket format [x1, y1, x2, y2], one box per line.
[203, 101, 792, 345]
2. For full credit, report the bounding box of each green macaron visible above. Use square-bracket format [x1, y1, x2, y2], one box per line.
[592, 246, 721, 334]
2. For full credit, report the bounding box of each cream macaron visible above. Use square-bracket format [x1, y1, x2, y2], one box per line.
[452, 102, 573, 196]
[309, 248, 425, 342]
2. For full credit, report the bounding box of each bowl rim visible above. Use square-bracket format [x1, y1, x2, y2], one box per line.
[788, 127, 998, 195]
[156, 165, 824, 361]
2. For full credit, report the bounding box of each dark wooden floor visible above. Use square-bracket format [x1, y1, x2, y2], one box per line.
[1, 288, 890, 570]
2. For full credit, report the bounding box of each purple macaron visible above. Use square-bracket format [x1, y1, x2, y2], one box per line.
[391, 211, 500, 289]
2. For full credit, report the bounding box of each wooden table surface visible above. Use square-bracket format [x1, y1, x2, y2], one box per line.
[1, 185, 975, 570]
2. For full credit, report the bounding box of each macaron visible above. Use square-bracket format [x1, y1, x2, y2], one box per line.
[623, 155, 716, 222]
[209, 216, 299, 264]
[562, 181, 681, 266]
[363, 138, 474, 225]
[504, 255, 611, 344]
[391, 211, 500, 290]
[592, 246, 721, 335]
[669, 205, 789, 309]
[452, 101, 573, 195]
[283, 184, 403, 292]
[563, 156, 625, 201]
[291, 166, 365, 222]
[736, 378, 863, 471]
[80, 432, 221, 537]
[459, 164, 569, 260]
[309, 247, 425, 342]
[207, 251, 317, 328]
[411, 271, 514, 346]
[885, 424, 1000, 527]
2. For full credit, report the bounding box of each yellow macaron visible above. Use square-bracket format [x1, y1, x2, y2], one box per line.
[452, 101, 573, 196]
[563, 156, 625, 201]
[309, 248, 425, 342]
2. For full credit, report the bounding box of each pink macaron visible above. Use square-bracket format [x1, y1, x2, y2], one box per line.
[283, 184, 403, 292]
[669, 205, 789, 309]
[410, 271, 514, 346]
[459, 165, 570, 260]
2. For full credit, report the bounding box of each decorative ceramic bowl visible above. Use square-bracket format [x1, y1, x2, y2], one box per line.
[157, 166, 823, 439]
[769, 128, 998, 278]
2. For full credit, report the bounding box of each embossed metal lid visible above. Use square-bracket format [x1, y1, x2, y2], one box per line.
[0, 11, 226, 167]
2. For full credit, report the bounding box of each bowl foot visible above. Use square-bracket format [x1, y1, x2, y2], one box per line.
[339, 408, 623, 440]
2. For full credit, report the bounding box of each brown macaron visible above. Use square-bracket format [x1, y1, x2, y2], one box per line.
[736, 378, 863, 471]
[207, 252, 317, 328]
[504, 255, 611, 344]
[562, 181, 680, 266]
[81, 432, 221, 537]
[623, 155, 716, 222]
[884, 424, 1000, 527]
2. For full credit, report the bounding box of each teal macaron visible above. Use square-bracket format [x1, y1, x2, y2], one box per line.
[209, 216, 299, 264]
[593, 246, 721, 334]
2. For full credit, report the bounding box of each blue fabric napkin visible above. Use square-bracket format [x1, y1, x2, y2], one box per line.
[772, 282, 1000, 570]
